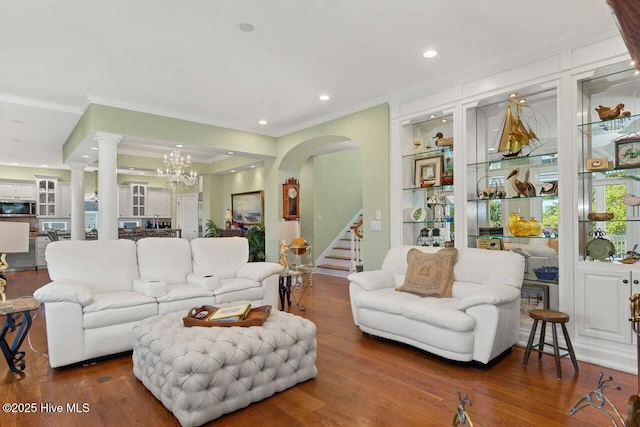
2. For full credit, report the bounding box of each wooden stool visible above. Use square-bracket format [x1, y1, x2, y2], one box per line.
[522, 309, 579, 379]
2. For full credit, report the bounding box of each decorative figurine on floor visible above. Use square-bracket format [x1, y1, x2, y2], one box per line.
[595, 103, 631, 121]
[452, 389, 474, 427]
[507, 168, 536, 197]
[569, 372, 625, 426]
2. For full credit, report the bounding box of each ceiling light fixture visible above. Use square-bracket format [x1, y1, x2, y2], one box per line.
[518, 99, 527, 104]
[250, 165, 256, 168]
[509, 93, 518, 98]
[82, 155, 90, 158]
[10, 163, 18, 166]
[258, 120, 268, 125]
[231, 169, 236, 173]
[41, 165, 48, 168]
[319, 94, 330, 101]
[228, 151, 234, 155]
[441, 119, 447, 123]
[429, 114, 436, 119]
[91, 147, 98, 150]
[176, 144, 183, 148]
[422, 50, 438, 59]
[635, 70, 640, 76]
[157, 149, 197, 187]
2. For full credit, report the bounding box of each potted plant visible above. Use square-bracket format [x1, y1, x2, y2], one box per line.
[245, 224, 265, 262]
[204, 220, 222, 238]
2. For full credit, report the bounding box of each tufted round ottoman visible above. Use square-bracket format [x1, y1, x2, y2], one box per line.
[132, 308, 317, 427]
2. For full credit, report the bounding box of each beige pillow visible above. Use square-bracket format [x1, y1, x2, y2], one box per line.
[396, 248, 458, 297]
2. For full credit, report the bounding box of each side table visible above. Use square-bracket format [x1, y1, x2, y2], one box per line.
[0, 296, 41, 373]
[279, 267, 313, 311]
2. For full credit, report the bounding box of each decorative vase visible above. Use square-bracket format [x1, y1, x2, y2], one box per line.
[507, 213, 521, 236]
[528, 217, 543, 236]
[511, 216, 532, 237]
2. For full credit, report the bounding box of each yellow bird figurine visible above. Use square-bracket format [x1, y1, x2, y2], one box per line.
[507, 168, 536, 198]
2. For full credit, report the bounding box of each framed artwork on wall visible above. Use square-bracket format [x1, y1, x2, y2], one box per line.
[231, 190, 264, 225]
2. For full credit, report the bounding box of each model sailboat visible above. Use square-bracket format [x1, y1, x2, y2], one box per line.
[497, 100, 541, 158]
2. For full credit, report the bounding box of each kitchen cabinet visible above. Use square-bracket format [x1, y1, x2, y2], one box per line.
[36, 236, 50, 268]
[35, 177, 57, 217]
[56, 182, 71, 218]
[118, 186, 131, 217]
[0, 181, 35, 200]
[401, 114, 454, 246]
[131, 184, 146, 217]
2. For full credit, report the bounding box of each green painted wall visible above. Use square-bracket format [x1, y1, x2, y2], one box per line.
[0, 165, 95, 187]
[309, 148, 362, 260]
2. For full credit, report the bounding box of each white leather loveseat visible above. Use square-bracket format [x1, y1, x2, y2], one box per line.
[348, 246, 525, 365]
[33, 237, 282, 368]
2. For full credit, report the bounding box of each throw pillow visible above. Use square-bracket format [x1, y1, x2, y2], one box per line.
[396, 248, 458, 297]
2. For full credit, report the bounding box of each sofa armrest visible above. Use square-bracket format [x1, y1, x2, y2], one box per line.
[347, 270, 395, 292]
[33, 281, 93, 306]
[133, 279, 168, 297]
[458, 285, 521, 311]
[235, 262, 283, 283]
[187, 273, 222, 291]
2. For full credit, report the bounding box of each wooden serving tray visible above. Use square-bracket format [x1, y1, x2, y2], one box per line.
[183, 305, 272, 328]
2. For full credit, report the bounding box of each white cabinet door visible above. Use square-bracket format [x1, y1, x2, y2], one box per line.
[118, 186, 131, 217]
[0, 181, 35, 199]
[160, 189, 171, 217]
[575, 264, 635, 344]
[57, 183, 71, 217]
[36, 236, 50, 267]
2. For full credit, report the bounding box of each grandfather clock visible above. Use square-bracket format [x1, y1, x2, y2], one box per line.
[282, 178, 300, 220]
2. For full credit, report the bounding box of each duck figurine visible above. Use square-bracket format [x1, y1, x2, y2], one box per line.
[507, 168, 536, 198]
[624, 193, 640, 206]
[595, 103, 630, 121]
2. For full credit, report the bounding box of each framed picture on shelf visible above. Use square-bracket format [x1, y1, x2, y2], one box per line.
[614, 136, 640, 169]
[476, 237, 504, 250]
[414, 156, 442, 187]
[231, 190, 264, 225]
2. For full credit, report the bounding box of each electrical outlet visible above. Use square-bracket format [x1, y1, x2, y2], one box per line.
[370, 220, 382, 231]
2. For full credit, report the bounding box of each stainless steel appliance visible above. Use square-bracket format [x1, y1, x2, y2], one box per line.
[0, 200, 36, 217]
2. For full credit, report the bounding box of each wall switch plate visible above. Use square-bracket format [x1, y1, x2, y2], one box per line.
[370, 220, 382, 231]
[317, 215, 323, 221]
[375, 209, 382, 220]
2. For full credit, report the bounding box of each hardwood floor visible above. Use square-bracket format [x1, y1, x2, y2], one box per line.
[0, 269, 637, 426]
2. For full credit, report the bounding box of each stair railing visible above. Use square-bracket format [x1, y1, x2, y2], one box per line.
[350, 217, 363, 272]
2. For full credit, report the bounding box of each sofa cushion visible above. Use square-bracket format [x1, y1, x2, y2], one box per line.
[396, 248, 457, 297]
[83, 301, 158, 330]
[190, 237, 249, 279]
[355, 288, 419, 315]
[83, 291, 156, 313]
[137, 238, 193, 285]
[155, 284, 213, 303]
[46, 240, 140, 293]
[402, 298, 475, 332]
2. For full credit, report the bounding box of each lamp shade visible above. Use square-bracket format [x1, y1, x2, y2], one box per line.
[271, 220, 298, 242]
[224, 209, 233, 220]
[0, 222, 29, 253]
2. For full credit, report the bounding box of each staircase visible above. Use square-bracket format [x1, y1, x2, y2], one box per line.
[315, 211, 363, 278]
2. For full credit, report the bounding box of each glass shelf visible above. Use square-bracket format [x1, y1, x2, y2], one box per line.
[403, 146, 452, 159]
[468, 234, 558, 240]
[579, 219, 640, 223]
[467, 152, 558, 169]
[403, 184, 454, 192]
[577, 113, 640, 137]
[578, 168, 640, 177]
[468, 194, 558, 202]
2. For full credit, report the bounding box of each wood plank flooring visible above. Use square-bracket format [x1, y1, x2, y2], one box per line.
[0, 269, 637, 426]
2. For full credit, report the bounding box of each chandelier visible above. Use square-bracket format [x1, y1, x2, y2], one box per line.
[157, 149, 197, 187]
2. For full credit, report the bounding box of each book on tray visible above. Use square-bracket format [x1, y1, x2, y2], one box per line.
[207, 303, 251, 322]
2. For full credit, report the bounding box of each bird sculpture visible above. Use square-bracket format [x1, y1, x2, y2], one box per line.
[506, 168, 536, 197]
[624, 193, 640, 206]
[595, 103, 630, 121]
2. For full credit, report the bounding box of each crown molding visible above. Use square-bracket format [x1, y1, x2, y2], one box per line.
[0, 93, 83, 115]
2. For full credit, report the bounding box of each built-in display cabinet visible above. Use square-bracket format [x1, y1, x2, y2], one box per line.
[575, 65, 640, 359]
[35, 176, 57, 217]
[0, 181, 35, 200]
[401, 113, 455, 247]
[466, 88, 560, 318]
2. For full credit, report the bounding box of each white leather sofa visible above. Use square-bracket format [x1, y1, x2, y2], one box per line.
[33, 237, 282, 368]
[348, 246, 525, 364]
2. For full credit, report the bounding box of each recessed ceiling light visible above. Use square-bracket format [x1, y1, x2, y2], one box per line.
[129, 167, 135, 170]
[258, 120, 268, 125]
[11, 119, 24, 124]
[239, 23, 255, 32]
[422, 50, 438, 59]
[41, 164, 49, 168]
[138, 172, 144, 175]
[82, 155, 90, 158]
[231, 169, 236, 173]
[488, 148, 496, 152]
[509, 93, 518, 98]
[319, 94, 330, 101]
[91, 147, 98, 150]
[635, 70, 640, 76]
[10, 162, 18, 166]
[228, 151, 234, 155]
[630, 61, 636, 66]
[429, 114, 436, 119]
[176, 144, 183, 148]
[441, 119, 447, 123]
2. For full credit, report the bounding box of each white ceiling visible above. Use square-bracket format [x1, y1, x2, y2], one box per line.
[0, 0, 619, 170]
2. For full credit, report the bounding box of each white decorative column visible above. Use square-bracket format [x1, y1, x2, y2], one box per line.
[68, 162, 86, 241]
[95, 132, 122, 240]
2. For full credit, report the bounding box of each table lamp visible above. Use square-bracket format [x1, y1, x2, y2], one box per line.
[0, 222, 30, 303]
[224, 209, 233, 229]
[271, 220, 299, 270]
